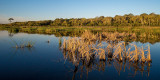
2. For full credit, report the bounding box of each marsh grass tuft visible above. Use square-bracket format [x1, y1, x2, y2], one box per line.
[59, 30, 152, 78]
[47, 39, 50, 43]
[25, 41, 34, 48]
[60, 30, 151, 63]
[10, 38, 35, 49]
[146, 44, 152, 62]
[139, 46, 146, 63]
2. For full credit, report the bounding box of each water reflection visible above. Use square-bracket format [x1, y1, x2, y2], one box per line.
[9, 47, 35, 58]
[60, 31, 152, 80]
[62, 49, 151, 80]
[62, 49, 151, 79]
[0, 30, 156, 80]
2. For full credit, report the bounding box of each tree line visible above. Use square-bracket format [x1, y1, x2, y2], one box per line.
[7, 13, 160, 27]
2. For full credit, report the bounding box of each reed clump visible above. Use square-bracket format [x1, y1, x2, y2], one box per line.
[11, 39, 35, 49]
[61, 30, 151, 63]
[80, 30, 137, 42]
[146, 44, 152, 62]
[139, 46, 145, 63]
[61, 38, 151, 63]
[25, 41, 34, 48]
[60, 30, 152, 78]
[14, 41, 34, 49]
[113, 42, 124, 62]
[81, 30, 97, 41]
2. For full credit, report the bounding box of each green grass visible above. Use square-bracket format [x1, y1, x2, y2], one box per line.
[1, 26, 160, 38]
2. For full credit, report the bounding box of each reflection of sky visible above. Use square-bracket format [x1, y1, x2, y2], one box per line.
[0, 31, 160, 79]
[0, 31, 64, 80]
[0, 31, 8, 37]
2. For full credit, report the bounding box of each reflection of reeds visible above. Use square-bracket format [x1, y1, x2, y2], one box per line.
[62, 38, 66, 50]
[60, 30, 152, 79]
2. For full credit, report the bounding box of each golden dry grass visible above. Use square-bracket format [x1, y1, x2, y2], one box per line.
[60, 30, 151, 63]
[60, 31, 152, 77]
[146, 44, 152, 62]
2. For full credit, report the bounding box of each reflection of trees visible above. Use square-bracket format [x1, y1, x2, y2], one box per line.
[8, 32, 14, 37]
[8, 28, 20, 37]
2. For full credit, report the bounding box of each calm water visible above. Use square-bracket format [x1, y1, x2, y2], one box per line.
[0, 31, 160, 80]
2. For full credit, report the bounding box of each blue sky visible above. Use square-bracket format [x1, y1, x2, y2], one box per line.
[0, 0, 160, 23]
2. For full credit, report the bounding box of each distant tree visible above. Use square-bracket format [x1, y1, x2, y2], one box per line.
[62, 20, 68, 26]
[6, 13, 160, 27]
[8, 18, 14, 23]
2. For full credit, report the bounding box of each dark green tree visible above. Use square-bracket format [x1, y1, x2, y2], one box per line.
[8, 18, 14, 23]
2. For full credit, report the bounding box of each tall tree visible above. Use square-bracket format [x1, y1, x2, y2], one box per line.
[8, 18, 14, 23]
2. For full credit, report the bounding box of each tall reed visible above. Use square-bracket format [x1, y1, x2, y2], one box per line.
[60, 30, 151, 63]
[146, 44, 152, 62]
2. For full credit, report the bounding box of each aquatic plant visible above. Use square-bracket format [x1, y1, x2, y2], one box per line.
[133, 45, 139, 62]
[139, 46, 146, 63]
[61, 40, 152, 79]
[47, 39, 50, 43]
[10, 38, 35, 49]
[60, 31, 152, 79]
[146, 44, 152, 62]
[60, 31, 151, 63]
[25, 41, 34, 48]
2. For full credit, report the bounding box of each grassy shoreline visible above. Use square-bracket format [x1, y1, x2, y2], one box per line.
[0, 26, 160, 34]
[0, 26, 160, 43]
[1, 26, 160, 31]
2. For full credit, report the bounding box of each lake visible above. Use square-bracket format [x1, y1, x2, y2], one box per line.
[0, 30, 160, 80]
